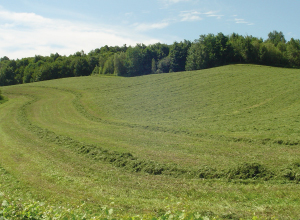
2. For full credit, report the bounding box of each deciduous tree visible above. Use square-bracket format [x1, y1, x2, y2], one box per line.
[169, 40, 191, 72]
[114, 52, 127, 76]
[267, 31, 286, 46]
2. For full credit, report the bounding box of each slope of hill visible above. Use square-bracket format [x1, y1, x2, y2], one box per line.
[1, 64, 300, 218]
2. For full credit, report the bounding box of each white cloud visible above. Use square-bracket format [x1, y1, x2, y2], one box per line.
[180, 11, 202, 21]
[0, 9, 50, 27]
[133, 21, 170, 31]
[203, 11, 223, 19]
[161, 0, 190, 5]
[159, 0, 192, 7]
[179, 10, 223, 22]
[234, 18, 247, 24]
[234, 18, 254, 25]
[0, 7, 161, 59]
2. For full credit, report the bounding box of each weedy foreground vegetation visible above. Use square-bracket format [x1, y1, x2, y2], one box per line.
[1, 64, 300, 219]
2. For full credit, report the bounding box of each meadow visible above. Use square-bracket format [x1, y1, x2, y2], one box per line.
[1, 64, 300, 219]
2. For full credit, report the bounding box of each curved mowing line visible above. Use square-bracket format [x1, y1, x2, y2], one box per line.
[46, 86, 299, 147]
[31, 85, 300, 150]
[11, 87, 300, 182]
[14, 89, 222, 179]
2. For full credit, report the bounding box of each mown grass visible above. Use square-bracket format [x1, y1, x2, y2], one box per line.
[1, 64, 300, 218]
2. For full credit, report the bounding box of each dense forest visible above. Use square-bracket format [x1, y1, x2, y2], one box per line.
[0, 31, 300, 86]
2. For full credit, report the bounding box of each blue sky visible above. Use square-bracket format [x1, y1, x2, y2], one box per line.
[0, 0, 299, 59]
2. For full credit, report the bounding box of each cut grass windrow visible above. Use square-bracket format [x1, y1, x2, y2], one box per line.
[2, 65, 300, 218]
[15, 90, 300, 182]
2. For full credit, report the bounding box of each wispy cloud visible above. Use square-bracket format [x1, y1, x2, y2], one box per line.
[160, 0, 191, 6]
[133, 21, 170, 31]
[180, 11, 202, 21]
[229, 15, 254, 25]
[179, 10, 223, 22]
[234, 18, 254, 25]
[0, 7, 160, 59]
[203, 11, 223, 19]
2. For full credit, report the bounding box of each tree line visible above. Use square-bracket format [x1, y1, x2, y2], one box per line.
[0, 31, 300, 86]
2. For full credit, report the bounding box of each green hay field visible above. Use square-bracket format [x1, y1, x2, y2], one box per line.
[1, 64, 300, 219]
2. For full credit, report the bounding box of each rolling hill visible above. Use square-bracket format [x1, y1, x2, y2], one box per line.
[1, 64, 300, 219]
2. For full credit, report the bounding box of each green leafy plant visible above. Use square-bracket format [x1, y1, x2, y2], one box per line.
[0, 193, 278, 219]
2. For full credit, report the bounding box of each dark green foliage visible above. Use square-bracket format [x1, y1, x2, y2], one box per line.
[50, 52, 61, 61]
[124, 44, 147, 76]
[286, 38, 300, 67]
[267, 30, 286, 46]
[241, 36, 259, 63]
[0, 89, 3, 101]
[0, 59, 17, 86]
[169, 40, 191, 72]
[72, 57, 90, 76]
[227, 163, 273, 180]
[33, 55, 44, 63]
[186, 33, 232, 70]
[114, 52, 127, 76]
[92, 65, 100, 75]
[88, 56, 99, 73]
[0, 56, 10, 62]
[23, 63, 36, 83]
[151, 58, 157, 74]
[102, 55, 114, 75]
[156, 56, 171, 73]
[186, 31, 296, 71]
[259, 43, 285, 66]
[34, 63, 52, 81]
[195, 166, 220, 179]
[185, 43, 202, 71]
[280, 162, 300, 181]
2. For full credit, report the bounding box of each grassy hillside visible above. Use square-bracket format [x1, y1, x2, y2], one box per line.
[1, 64, 300, 219]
